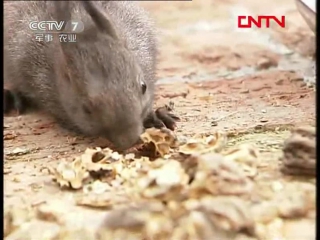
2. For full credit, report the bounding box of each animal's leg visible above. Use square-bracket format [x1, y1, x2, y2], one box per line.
[3, 89, 31, 115]
[143, 104, 180, 131]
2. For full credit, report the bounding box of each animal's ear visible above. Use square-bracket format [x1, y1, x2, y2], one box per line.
[53, 1, 72, 54]
[82, 2, 119, 40]
[54, 1, 71, 32]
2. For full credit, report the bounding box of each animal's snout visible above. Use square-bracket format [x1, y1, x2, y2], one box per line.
[107, 123, 144, 150]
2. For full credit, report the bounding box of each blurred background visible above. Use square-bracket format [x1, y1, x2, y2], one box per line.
[139, 0, 315, 83]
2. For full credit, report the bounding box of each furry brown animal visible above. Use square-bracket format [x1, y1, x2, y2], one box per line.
[4, 1, 178, 150]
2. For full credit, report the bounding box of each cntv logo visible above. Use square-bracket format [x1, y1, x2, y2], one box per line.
[238, 16, 286, 28]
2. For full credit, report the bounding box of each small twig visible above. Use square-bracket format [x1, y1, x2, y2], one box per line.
[212, 110, 240, 122]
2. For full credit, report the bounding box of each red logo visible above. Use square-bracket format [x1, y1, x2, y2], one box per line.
[238, 16, 286, 28]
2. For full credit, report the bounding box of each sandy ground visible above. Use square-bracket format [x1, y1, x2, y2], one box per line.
[4, 0, 316, 239]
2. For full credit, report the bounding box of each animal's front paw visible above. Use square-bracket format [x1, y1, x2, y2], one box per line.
[3, 89, 28, 115]
[143, 103, 180, 131]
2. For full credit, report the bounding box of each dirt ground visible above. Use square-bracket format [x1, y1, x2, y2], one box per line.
[4, 0, 316, 239]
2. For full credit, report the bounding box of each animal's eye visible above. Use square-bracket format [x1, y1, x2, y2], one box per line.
[82, 104, 92, 115]
[141, 80, 147, 94]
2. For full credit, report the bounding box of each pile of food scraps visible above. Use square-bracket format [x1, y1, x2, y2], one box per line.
[4, 127, 316, 240]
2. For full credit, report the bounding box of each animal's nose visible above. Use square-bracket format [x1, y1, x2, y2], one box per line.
[107, 124, 144, 151]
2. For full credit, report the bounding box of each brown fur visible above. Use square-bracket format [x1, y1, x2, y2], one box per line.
[4, 1, 157, 150]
